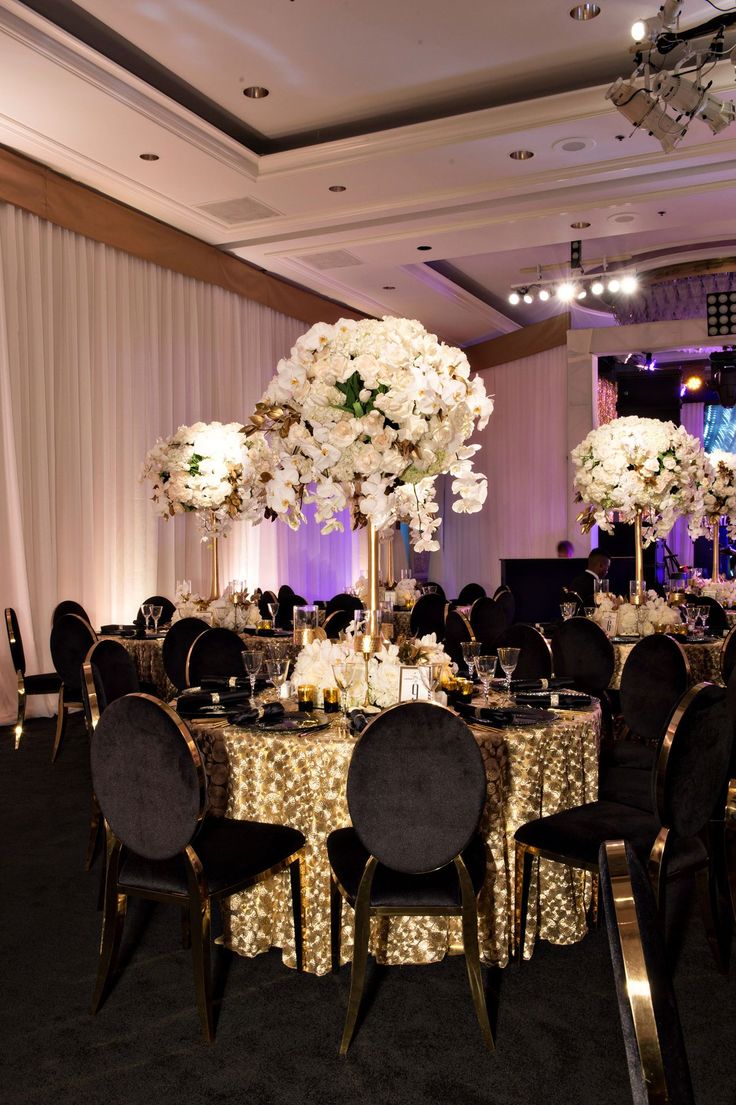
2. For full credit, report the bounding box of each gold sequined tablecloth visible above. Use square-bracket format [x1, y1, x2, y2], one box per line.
[609, 639, 723, 689]
[102, 636, 177, 700]
[198, 701, 600, 976]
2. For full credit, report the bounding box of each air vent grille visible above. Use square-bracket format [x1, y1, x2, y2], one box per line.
[197, 196, 280, 225]
[301, 249, 362, 270]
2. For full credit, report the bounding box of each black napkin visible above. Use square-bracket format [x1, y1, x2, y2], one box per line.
[229, 701, 286, 728]
[509, 677, 575, 691]
[456, 702, 555, 728]
[100, 624, 137, 636]
[176, 689, 252, 716]
[348, 709, 370, 735]
[200, 677, 251, 691]
[514, 690, 592, 709]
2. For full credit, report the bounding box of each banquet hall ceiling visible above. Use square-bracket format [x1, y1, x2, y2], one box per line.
[2, 0, 736, 347]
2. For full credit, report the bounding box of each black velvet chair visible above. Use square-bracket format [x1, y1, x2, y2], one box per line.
[424, 581, 446, 601]
[514, 683, 734, 963]
[457, 582, 486, 605]
[409, 592, 447, 641]
[599, 635, 690, 809]
[185, 627, 246, 687]
[492, 585, 510, 600]
[721, 623, 736, 684]
[135, 594, 176, 627]
[4, 607, 61, 750]
[559, 587, 586, 617]
[161, 617, 208, 692]
[599, 840, 695, 1105]
[443, 608, 475, 670]
[494, 624, 553, 681]
[550, 617, 614, 696]
[325, 592, 363, 618]
[52, 599, 91, 625]
[323, 609, 353, 639]
[258, 590, 277, 619]
[49, 613, 97, 761]
[683, 592, 728, 636]
[326, 702, 493, 1055]
[89, 694, 306, 1041]
[495, 587, 515, 626]
[470, 596, 508, 652]
[275, 586, 306, 629]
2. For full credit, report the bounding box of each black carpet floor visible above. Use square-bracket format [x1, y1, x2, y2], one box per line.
[2, 716, 734, 1105]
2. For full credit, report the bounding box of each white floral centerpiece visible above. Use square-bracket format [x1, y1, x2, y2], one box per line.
[394, 576, 420, 607]
[172, 581, 261, 629]
[572, 415, 707, 544]
[290, 632, 452, 709]
[141, 421, 274, 540]
[688, 450, 736, 541]
[701, 579, 736, 608]
[250, 316, 493, 552]
[593, 591, 682, 636]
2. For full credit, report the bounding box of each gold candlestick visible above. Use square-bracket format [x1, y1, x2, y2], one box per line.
[633, 509, 644, 594]
[712, 515, 721, 583]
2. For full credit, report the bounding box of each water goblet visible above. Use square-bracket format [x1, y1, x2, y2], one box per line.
[151, 605, 163, 634]
[332, 660, 358, 733]
[684, 603, 699, 637]
[268, 602, 279, 625]
[141, 603, 153, 634]
[474, 655, 497, 704]
[560, 602, 577, 620]
[461, 640, 481, 679]
[418, 662, 444, 703]
[264, 657, 290, 701]
[695, 607, 709, 639]
[497, 646, 521, 695]
[241, 647, 263, 703]
[584, 607, 595, 619]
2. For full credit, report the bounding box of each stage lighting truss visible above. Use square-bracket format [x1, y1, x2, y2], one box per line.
[508, 272, 639, 305]
[607, 1, 736, 152]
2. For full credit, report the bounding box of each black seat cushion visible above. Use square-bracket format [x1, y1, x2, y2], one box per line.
[327, 827, 486, 908]
[24, 671, 62, 694]
[118, 816, 305, 898]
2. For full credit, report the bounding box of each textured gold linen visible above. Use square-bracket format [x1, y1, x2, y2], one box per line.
[204, 702, 600, 976]
[609, 639, 723, 689]
[105, 636, 177, 700]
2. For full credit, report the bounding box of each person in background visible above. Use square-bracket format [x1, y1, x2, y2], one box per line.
[556, 540, 574, 558]
[568, 548, 611, 604]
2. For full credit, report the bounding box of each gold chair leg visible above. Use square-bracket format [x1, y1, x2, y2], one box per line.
[84, 795, 102, 871]
[14, 678, 26, 750]
[90, 836, 126, 1014]
[290, 856, 305, 973]
[456, 856, 494, 1050]
[339, 856, 377, 1056]
[514, 843, 534, 962]
[330, 875, 342, 975]
[726, 781, 736, 923]
[186, 846, 214, 1043]
[52, 686, 66, 762]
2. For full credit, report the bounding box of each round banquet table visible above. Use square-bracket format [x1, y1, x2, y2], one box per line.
[100, 634, 177, 700]
[194, 698, 601, 976]
[608, 636, 723, 689]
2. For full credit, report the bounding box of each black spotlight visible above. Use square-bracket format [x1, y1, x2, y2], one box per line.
[710, 349, 736, 407]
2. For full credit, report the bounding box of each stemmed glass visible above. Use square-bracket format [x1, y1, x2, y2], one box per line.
[461, 640, 481, 679]
[264, 657, 290, 701]
[151, 604, 163, 634]
[475, 655, 497, 704]
[560, 602, 577, 620]
[695, 607, 709, 639]
[241, 647, 264, 703]
[332, 660, 358, 733]
[593, 579, 610, 606]
[268, 601, 279, 626]
[141, 603, 153, 634]
[497, 647, 521, 695]
[418, 662, 444, 703]
[684, 603, 699, 637]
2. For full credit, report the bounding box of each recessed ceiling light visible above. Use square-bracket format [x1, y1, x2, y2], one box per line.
[570, 3, 601, 19]
[328, 185, 346, 192]
[139, 152, 159, 161]
[382, 285, 396, 290]
[570, 221, 591, 229]
[509, 149, 534, 160]
[417, 245, 432, 251]
[243, 86, 269, 98]
[608, 212, 637, 224]
[552, 137, 596, 153]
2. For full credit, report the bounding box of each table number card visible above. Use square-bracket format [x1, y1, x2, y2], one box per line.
[599, 611, 617, 637]
[398, 666, 431, 702]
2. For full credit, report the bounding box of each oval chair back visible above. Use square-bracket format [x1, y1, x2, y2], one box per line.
[258, 590, 277, 619]
[409, 592, 447, 641]
[457, 582, 486, 605]
[346, 702, 486, 874]
[162, 618, 209, 692]
[4, 607, 25, 674]
[721, 623, 736, 684]
[492, 585, 511, 600]
[444, 609, 474, 669]
[560, 587, 586, 617]
[50, 614, 98, 695]
[52, 599, 91, 625]
[275, 589, 306, 629]
[424, 581, 446, 601]
[495, 588, 515, 625]
[135, 595, 176, 627]
[469, 596, 508, 652]
[494, 624, 552, 681]
[185, 627, 246, 687]
[323, 609, 353, 639]
[655, 682, 733, 840]
[325, 592, 364, 618]
[91, 694, 207, 861]
[619, 634, 690, 744]
[550, 617, 614, 694]
[85, 638, 140, 717]
[683, 593, 729, 636]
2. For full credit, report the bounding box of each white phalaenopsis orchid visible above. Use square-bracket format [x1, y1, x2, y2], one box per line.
[687, 450, 736, 542]
[572, 415, 707, 545]
[251, 316, 492, 551]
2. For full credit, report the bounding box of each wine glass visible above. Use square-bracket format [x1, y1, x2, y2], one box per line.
[684, 603, 699, 637]
[475, 655, 497, 704]
[584, 607, 595, 619]
[560, 602, 577, 620]
[151, 605, 163, 634]
[264, 657, 290, 701]
[241, 647, 263, 703]
[332, 660, 358, 733]
[497, 647, 521, 695]
[418, 662, 443, 703]
[268, 601, 279, 626]
[461, 640, 481, 678]
[141, 603, 153, 634]
[695, 607, 709, 638]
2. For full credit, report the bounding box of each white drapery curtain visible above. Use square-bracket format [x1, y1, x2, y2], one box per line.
[430, 347, 569, 596]
[0, 204, 362, 723]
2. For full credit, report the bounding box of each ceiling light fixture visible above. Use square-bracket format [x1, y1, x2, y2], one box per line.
[508, 291, 521, 305]
[684, 372, 704, 391]
[557, 282, 577, 303]
[571, 221, 591, 229]
[508, 270, 639, 304]
[243, 86, 269, 98]
[570, 4, 601, 20]
[139, 152, 159, 161]
[509, 149, 534, 160]
[328, 184, 347, 192]
[538, 288, 551, 301]
[591, 279, 605, 295]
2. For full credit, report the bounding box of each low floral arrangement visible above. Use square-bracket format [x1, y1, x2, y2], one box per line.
[688, 450, 736, 541]
[290, 632, 452, 709]
[141, 421, 274, 539]
[173, 581, 260, 630]
[394, 576, 420, 607]
[572, 415, 707, 544]
[700, 579, 736, 607]
[593, 591, 682, 635]
[249, 316, 493, 551]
